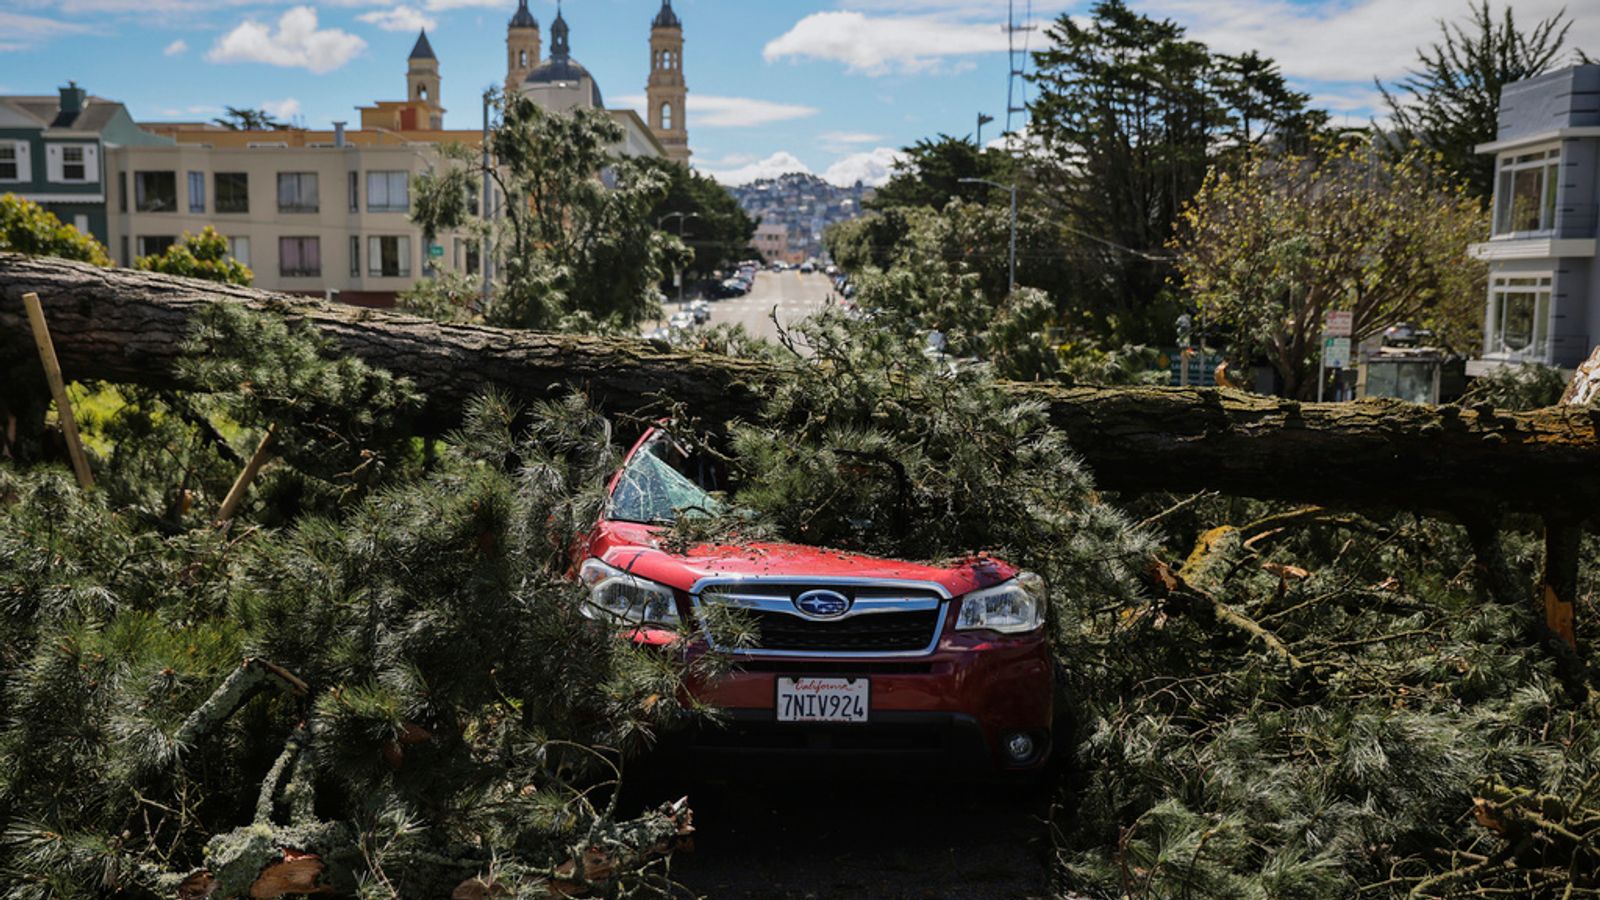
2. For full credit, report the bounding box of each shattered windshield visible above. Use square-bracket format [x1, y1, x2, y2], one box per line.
[608, 435, 722, 525]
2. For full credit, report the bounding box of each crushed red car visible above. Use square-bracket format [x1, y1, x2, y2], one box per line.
[573, 427, 1055, 773]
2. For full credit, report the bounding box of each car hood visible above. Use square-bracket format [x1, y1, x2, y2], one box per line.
[586, 519, 1016, 597]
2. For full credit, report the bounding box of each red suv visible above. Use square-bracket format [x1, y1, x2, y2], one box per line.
[574, 428, 1054, 773]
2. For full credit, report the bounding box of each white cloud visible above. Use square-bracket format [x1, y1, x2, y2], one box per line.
[1142, 0, 1600, 85]
[697, 152, 814, 186]
[0, 11, 91, 47]
[262, 97, 302, 120]
[357, 5, 436, 32]
[616, 93, 819, 128]
[764, 11, 1010, 75]
[421, 0, 503, 9]
[822, 147, 905, 187]
[819, 131, 884, 153]
[207, 6, 366, 74]
[163, 38, 187, 55]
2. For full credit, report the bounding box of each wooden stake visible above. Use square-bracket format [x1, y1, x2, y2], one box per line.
[216, 425, 276, 525]
[21, 292, 93, 489]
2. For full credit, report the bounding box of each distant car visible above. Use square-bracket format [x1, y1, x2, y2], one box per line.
[716, 280, 748, 298]
[824, 265, 839, 277]
[799, 262, 816, 274]
[688, 300, 711, 324]
[669, 311, 696, 330]
[645, 326, 671, 342]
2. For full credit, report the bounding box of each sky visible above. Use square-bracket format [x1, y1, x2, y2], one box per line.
[1, 0, 1596, 186]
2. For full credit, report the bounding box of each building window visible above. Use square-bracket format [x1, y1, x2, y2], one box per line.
[119, 236, 128, 266]
[119, 171, 127, 212]
[1487, 274, 1552, 358]
[279, 236, 322, 277]
[0, 141, 27, 182]
[350, 236, 361, 277]
[661, 102, 673, 130]
[228, 236, 250, 267]
[367, 171, 410, 213]
[519, 49, 527, 67]
[62, 146, 86, 181]
[277, 172, 319, 213]
[348, 171, 359, 212]
[1493, 148, 1560, 236]
[367, 235, 411, 278]
[187, 171, 205, 213]
[73, 214, 89, 235]
[136, 235, 175, 257]
[215, 172, 248, 213]
[134, 171, 177, 212]
[457, 238, 481, 274]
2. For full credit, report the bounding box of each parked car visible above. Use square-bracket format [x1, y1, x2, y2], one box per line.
[687, 299, 711, 324]
[668, 310, 696, 330]
[572, 428, 1054, 773]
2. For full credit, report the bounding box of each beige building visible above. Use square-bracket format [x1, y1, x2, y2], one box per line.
[751, 222, 790, 263]
[109, 4, 688, 307]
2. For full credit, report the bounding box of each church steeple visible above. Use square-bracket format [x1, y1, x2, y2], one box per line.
[647, 0, 689, 163]
[406, 28, 443, 128]
[505, 0, 541, 95]
[550, 5, 570, 61]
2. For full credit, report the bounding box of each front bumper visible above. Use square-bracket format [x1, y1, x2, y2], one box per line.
[681, 629, 1054, 772]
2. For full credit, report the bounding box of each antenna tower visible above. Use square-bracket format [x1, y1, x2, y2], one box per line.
[1004, 0, 1035, 140]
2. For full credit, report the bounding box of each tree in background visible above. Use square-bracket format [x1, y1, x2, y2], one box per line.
[866, 136, 1017, 211]
[409, 97, 680, 331]
[212, 106, 287, 131]
[0, 193, 110, 266]
[644, 158, 756, 275]
[1028, 0, 1328, 346]
[134, 226, 252, 286]
[1380, 2, 1585, 201]
[1172, 142, 1487, 399]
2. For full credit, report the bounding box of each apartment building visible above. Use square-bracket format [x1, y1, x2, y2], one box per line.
[107, 128, 480, 306]
[1467, 63, 1600, 372]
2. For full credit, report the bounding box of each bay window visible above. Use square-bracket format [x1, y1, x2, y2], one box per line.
[1487, 274, 1551, 358]
[1492, 148, 1560, 236]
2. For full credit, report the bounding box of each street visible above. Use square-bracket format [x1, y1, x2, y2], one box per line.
[653, 270, 836, 343]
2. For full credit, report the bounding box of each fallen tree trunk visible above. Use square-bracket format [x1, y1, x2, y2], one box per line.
[4, 253, 1599, 520]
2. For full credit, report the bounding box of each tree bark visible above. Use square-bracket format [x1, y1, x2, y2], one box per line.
[5, 253, 1600, 520]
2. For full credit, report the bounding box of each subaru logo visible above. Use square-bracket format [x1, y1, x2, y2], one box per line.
[794, 589, 852, 618]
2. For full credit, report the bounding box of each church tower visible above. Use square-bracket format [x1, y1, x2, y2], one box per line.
[505, 0, 541, 97]
[646, 1, 690, 164]
[406, 29, 444, 129]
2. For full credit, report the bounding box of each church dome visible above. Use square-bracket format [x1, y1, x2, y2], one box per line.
[520, 8, 603, 108]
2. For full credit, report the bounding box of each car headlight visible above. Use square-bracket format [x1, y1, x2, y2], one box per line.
[955, 573, 1045, 634]
[578, 559, 682, 627]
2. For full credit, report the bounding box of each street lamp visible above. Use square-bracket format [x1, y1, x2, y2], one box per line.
[959, 177, 1017, 294]
[658, 211, 702, 307]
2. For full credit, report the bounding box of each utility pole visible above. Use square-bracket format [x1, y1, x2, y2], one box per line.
[960, 178, 1017, 294]
[480, 88, 495, 312]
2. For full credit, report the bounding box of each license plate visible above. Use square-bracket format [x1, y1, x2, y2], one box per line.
[776, 677, 869, 723]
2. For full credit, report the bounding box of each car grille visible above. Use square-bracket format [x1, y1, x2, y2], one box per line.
[747, 607, 941, 652]
[695, 581, 947, 657]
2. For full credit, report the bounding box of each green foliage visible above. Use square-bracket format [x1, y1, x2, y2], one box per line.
[212, 106, 286, 131]
[0, 193, 111, 266]
[1461, 362, 1570, 411]
[409, 99, 678, 331]
[134, 226, 253, 286]
[643, 157, 757, 274]
[396, 270, 482, 323]
[866, 135, 1017, 212]
[1027, 0, 1329, 345]
[1380, 2, 1585, 200]
[1172, 142, 1488, 398]
[0, 376, 707, 895]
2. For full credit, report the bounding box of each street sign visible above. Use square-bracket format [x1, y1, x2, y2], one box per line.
[428, 244, 444, 259]
[1323, 336, 1352, 369]
[1324, 310, 1353, 337]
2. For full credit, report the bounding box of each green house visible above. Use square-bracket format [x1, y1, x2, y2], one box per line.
[0, 82, 172, 244]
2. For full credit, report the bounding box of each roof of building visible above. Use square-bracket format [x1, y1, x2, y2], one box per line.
[652, 0, 681, 29]
[1, 95, 123, 133]
[409, 29, 436, 60]
[508, 0, 537, 29]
